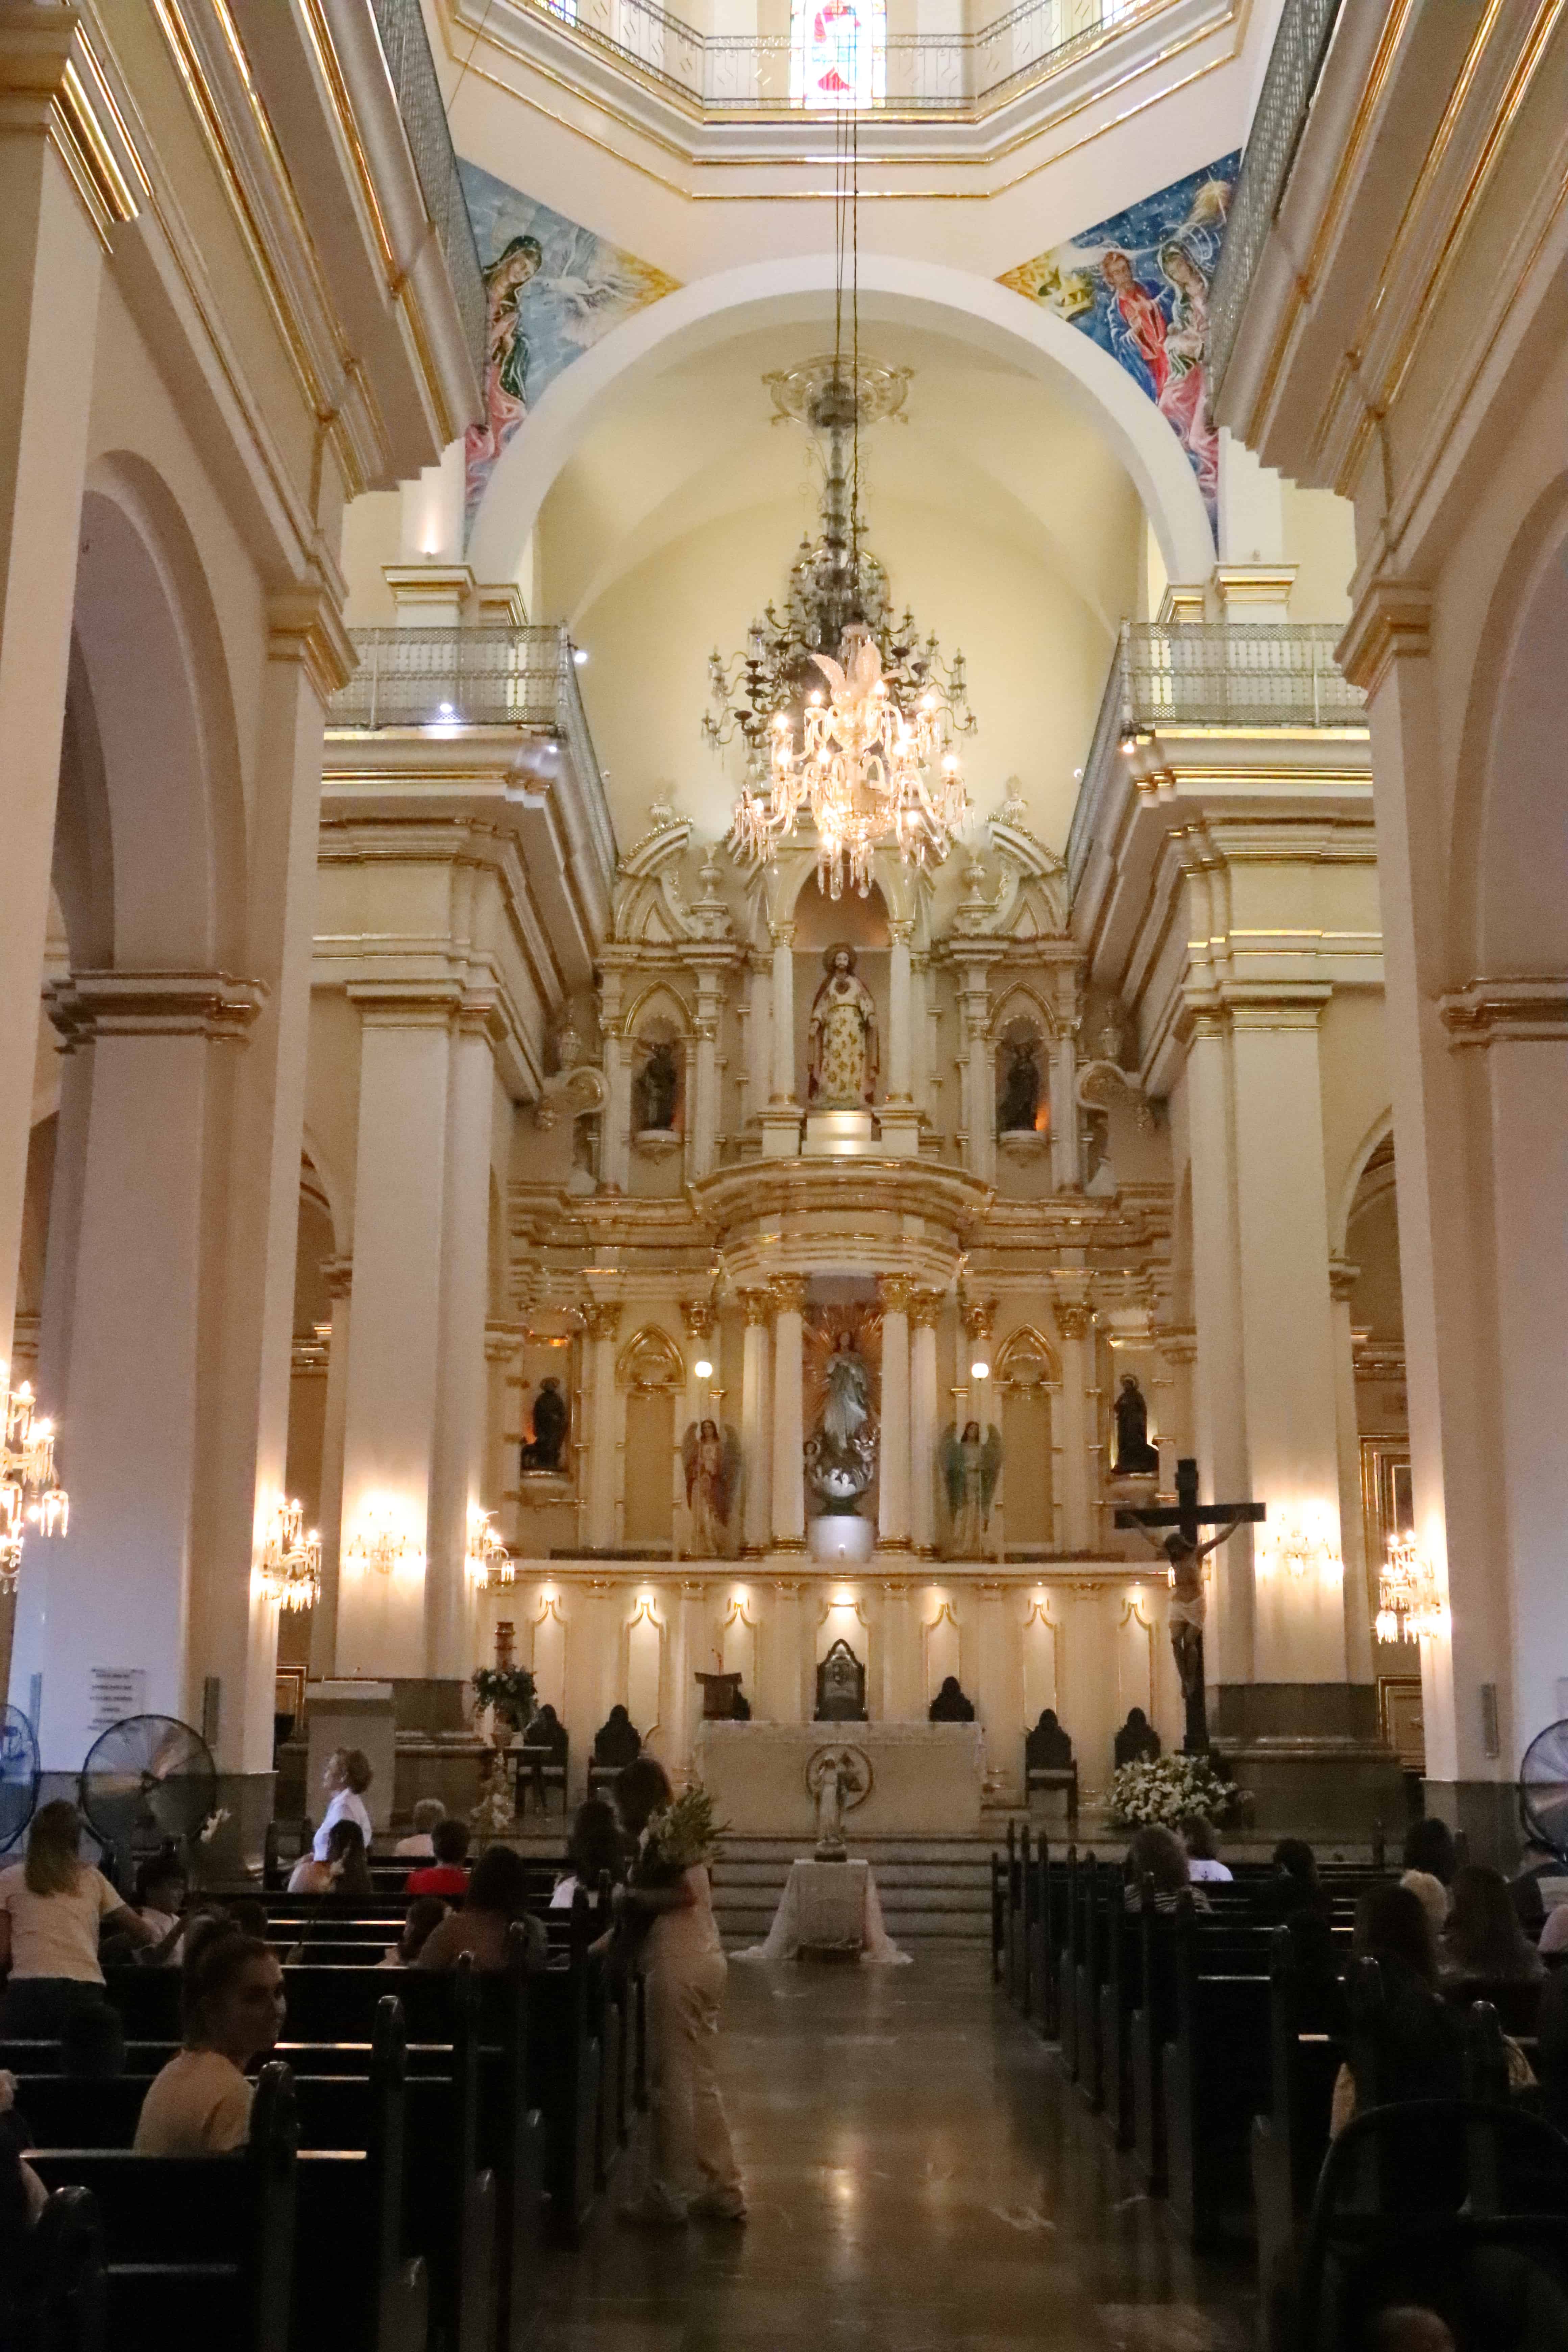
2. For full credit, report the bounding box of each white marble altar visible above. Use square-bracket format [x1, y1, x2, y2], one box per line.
[734, 1857, 909, 1963]
[695, 1719, 985, 1837]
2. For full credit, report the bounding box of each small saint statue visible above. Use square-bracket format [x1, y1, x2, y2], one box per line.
[997, 1037, 1041, 1133]
[807, 946, 878, 1107]
[939, 1420, 1003, 1557]
[806, 1743, 867, 1859]
[681, 1419, 740, 1558]
[635, 1039, 679, 1132]
[1112, 1374, 1160, 1475]
[805, 1333, 878, 1513]
[520, 1376, 568, 1474]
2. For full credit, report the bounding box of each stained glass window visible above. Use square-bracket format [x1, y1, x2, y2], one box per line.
[791, 0, 886, 109]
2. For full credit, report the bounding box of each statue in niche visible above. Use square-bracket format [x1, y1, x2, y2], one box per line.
[997, 1036, 1042, 1133]
[939, 1420, 1002, 1557]
[807, 946, 878, 1108]
[814, 1640, 868, 1724]
[804, 1331, 878, 1514]
[635, 1038, 680, 1132]
[520, 1377, 568, 1474]
[1112, 1374, 1160, 1476]
[806, 1741, 870, 1858]
[681, 1418, 741, 1558]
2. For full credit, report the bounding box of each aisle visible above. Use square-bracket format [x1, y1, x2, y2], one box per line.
[536, 1954, 1255, 2352]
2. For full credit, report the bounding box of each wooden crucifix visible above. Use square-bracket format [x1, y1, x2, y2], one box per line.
[1115, 1456, 1266, 1754]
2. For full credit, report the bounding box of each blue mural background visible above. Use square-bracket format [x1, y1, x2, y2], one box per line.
[1000, 153, 1242, 534]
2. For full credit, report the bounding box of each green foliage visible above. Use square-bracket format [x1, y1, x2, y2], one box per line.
[471, 1664, 537, 1733]
[645, 1782, 727, 1869]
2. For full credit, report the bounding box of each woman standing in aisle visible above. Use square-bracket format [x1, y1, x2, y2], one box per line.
[0, 1802, 155, 2034]
[613, 1757, 745, 2226]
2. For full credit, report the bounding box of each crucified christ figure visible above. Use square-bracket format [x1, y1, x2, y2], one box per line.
[1128, 1515, 1241, 1752]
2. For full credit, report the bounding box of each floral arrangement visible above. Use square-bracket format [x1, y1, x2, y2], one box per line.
[471, 1758, 516, 1838]
[1107, 1751, 1243, 1831]
[471, 1664, 536, 1734]
[643, 1783, 726, 1872]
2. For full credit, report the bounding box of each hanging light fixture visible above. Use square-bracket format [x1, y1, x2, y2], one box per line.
[1376, 1533, 1446, 1643]
[259, 1497, 322, 1613]
[706, 114, 974, 899]
[466, 1505, 513, 1589]
[1, 1370, 69, 1595]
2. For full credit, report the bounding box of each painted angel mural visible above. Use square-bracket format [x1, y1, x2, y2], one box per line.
[939, 1420, 1002, 1558]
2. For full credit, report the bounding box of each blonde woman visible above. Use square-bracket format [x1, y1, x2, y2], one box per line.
[310, 1747, 374, 1863]
[0, 1800, 154, 2035]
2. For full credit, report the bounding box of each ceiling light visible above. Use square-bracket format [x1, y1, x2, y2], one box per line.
[694, 1358, 713, 1380]
[970, 1359, 990, 1380]
[572, 646, 589, 667]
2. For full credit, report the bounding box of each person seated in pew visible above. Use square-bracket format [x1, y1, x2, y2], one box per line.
[1439, 1864, 1544, 1988]
[129, 1851, 190, 1967]
[0, 1800, 156, 2036]
[288, 1816, 374, 1900]
[1265, 1838, 1338, 1979]
[134, 1919, 285, 2155]
[379, 1896, 450, 1969]
[1121, 1824, 1209, 1913]
[1401, 1816, 1458, 1892]
[414, 1844, 546, 1973]
[311, 1746, 375, 1865]
[1179, 1815, 1233, 1884]
[395, 1798, 446, 1860]
[1400, 1870, 1451, 1941]
[405, 1818, 471, 1898]
[551, 1798, 626, 1911]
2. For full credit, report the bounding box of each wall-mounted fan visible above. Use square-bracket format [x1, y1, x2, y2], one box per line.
[1519, 1717, 1568, 1862]
[78, 1713, 217, 1881]
[0, 1704, 41, 1854]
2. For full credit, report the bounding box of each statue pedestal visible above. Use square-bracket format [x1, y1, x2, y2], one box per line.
[803, 1109, 876, 1156]
[810, 1514, 876, 1563]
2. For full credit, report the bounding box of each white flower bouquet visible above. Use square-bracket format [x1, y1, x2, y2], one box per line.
[1106, 1751, 1243, 1831]
[643, 1782, 726, 1872]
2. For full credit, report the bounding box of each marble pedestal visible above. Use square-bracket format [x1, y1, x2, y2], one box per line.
[695, 1719, 985, 1837]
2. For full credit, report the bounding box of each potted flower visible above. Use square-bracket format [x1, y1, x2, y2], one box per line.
[1106, 1751, 1245, 1832]
[470, 1664, 537, 1743]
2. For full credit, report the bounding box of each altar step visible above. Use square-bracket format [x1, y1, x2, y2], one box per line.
[711, 1836, 996, 1949]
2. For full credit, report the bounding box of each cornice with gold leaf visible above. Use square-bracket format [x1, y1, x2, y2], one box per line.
[268, 585, 357, 704]
[0, 9, 149, 250]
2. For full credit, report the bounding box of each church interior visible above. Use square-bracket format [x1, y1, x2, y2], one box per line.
[2, 0, 1567, 2342]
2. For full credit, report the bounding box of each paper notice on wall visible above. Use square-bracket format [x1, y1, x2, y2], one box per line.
[88, 1668, 146, 1732]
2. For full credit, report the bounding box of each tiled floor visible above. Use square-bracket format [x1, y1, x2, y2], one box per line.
[536, 1953, 1256, 2351]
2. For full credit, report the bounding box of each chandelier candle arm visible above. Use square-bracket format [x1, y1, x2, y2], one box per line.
[1, 1368, 70, 1595]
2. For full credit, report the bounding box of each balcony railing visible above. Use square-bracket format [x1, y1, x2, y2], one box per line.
[529, 0, 1154, 116]
[1206, 0, 1346, 397]
[329, 625, 617, 877]
[370, 0, 486, 378]
[1067, 621, 1366, 892]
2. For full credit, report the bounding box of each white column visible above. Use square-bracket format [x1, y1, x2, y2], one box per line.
[1049, 1029, 1081, 1191]
[334, 997, 454, 1678]
[600, 976, 630, 1193]
[583, 1301, 621, 1551]
[744, 951, 771, 1129]
[959, 962, 994, 1181]
[771, 924, 796, 1100]
[1053, 1297, 1096, 1552]
[881, 923, 920, 1155]
[0, 19, 109, 1368]
[426, 1007, 495, 1680]
[975, 1580, 1016, 1794]
[1328, 1261, 1374, 1685]
[909, 1292, 941, 1558]
[308, 1259, 354, 1680]
[1185, 1010, 1255, 1686]
[877, 1276, 913, 1551]
[769, 1275, 806, 1551]
[690, 975, 722, 1180]
[738, 1289, 772, 1555]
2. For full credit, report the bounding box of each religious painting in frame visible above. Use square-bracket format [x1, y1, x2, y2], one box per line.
[998, 153, 1242, 534]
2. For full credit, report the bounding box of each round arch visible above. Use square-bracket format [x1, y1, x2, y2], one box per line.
[467, 255, 1215, 592]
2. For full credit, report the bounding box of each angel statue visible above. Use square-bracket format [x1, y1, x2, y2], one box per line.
[804, 1331, 878, 1514]
[939, 1419, 1003, 1557]
[681, 1419, 741, 1558]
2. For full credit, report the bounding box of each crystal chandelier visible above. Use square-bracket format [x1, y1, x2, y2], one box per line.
[345, 1496, 418, 1577]
[1376, 1534, 1446, 1643]
[2, 1370, 69, 1594]
[706, 123, 974, 898]
[466, 1505, 513, 1589]
[259, 1497, 321, 1612]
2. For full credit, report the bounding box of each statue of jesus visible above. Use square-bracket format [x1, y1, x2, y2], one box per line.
[807, 945, 878, 1107]
[1128, 1515, 1242, 1751]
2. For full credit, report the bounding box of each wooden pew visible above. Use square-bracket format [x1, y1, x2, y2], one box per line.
[1073, 1855, 1107, 2111]
[4, 2182, 106, 2352]
[1056, 1846, 1080, 2078]
[28, 2062, 299, 2352]
[1160, 1910, 1274, 2249]
[1250, 1926, 1348, 2308]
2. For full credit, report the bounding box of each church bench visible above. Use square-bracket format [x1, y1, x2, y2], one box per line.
[1161, 1918, 1276, 2250]
[7, 2183, 106, 2352]
[1073, 1855, 1112, 2111]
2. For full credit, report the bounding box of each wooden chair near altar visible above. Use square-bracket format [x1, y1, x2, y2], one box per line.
[1024, 1709, 1079, 1832]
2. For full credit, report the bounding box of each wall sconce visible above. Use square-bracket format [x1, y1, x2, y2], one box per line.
[970, 1359, 990, 1381]
[344, 1495, 421, 1578]
[694, 1358, 713, 1380]
[1376, 1534, 1446, 1642]
[1258, 1508, 1344, 1584]
[466, 1504, 513, 1589]
[259, 1497, 321, 1611]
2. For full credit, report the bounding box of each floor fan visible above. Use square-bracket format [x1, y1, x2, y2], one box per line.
[0, 1704, 41, 1855]
[1518, 1717, 1568, 1862]
[78, 1712, 218, 1882]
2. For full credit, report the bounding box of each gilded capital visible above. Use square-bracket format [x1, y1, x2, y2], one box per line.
[961, 1297, 995, 1344]
[909, 1288, 945, 1330]
[768, 1273, 808, 1314]
[878, 1274, 915, 1317]
[1055, 1301, 1093, 1342]
[738, 1287, 773, 1327]
[681, 1298, 716, 1341]
[583, 1299, 621, 1343]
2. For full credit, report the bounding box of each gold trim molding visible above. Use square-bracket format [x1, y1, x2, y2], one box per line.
[0, 8, 147, 249]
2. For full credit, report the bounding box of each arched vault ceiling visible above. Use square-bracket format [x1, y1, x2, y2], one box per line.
[538, 314, 1144, 644]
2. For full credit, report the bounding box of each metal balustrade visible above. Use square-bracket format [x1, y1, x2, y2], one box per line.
[369, 0, 487, 376]
[1067, 622, 1365, 892]
[1206, 0, 1346, 396]
[530, 0, 1153, 115]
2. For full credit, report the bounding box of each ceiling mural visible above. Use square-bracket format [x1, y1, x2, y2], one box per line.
[999, 153, 1242, 535]
[459, 159, 680, 529]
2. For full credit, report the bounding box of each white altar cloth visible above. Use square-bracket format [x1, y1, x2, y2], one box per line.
[733, 1858, 910, 1965]
[695, 1720, 986, 1838]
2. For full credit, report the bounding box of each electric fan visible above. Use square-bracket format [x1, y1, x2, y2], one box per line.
[1518, 1717, 1568, 1863]
[78, 1713, 217, 1880]
[0, 1703, 40, 1854]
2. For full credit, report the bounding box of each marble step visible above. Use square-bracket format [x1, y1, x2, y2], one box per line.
[713, 1861, 989, 1889]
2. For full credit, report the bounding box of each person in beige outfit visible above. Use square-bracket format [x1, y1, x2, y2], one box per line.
[614, 1757, 744, 2226]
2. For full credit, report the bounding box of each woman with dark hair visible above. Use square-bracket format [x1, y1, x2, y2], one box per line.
[613, 1758, 743, 2226]
[416, 1843, 545, 1971]
[289, 1816, 372, 1900]
[0, 1800, 154, 2034]
[1180, 1815, 1232, 1883]
[1401, 1816, 1458, 1887]
[1122, 1823, 1207, 1912]
[134, 1919, 284, 2153]
[552, 1798, 625, 1912]
[1440, 1864, 1544, 1985]
[1329, 1883, 1461, 2138]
